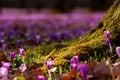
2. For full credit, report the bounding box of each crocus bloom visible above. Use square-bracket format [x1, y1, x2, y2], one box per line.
[116, 47, 120, 57]
[34, 35, 41, 45]
[35, 35, 41, 40]
[104, 30, 110, 39]
[78, 63, 87, 80]
[45, 59, 54, 70]
[0, 67, 8, 80]
[38, 75, 46, 80]
[18, 48, 24, 57]
[2, 44, 7, 52]
[0, 39, 4, 43]
[72, 56, 79, 64]
[0, 61, 11, 80]
[17, 40, 22, 47]
[70, 55, 79, 69]
[2, 61, 11, 69]
[70, 62, 77, 70]
[19, 63, 27, 72]
[9, 51, 15, 61]
[61, 32, 71, 41]
[104, 38, 110, 48]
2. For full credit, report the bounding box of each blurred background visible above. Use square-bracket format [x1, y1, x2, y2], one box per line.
[0, 0, 115, 50]
[0, 0, 114, 12]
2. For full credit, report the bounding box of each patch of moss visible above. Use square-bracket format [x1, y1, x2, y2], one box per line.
[24, 0, 120, 71]
[24, 41, 71, 65]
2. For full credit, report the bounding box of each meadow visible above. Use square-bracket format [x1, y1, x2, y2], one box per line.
[2, 9, 120, 80]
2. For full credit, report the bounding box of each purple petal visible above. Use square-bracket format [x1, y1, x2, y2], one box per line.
[78, 63, 87, 80]
[70, 63, 77, 70]
[104, 38, 110, 48]
[38, 75, 46, 80]
[18, 48, 24, 57]
[104, 30, 110, 39]
[2, 61, 11, 69]
[2, 44, 7, 52]
[0, 67, 8, 79]
[45, 59, 54, 70]
[9, 51, 15, 61]
[19, 63, 27, 72]
[116, 47, 120, 57]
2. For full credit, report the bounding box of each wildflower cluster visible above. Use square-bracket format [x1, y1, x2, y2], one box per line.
[0, 61, 11, 80]
[0, 48, 27, 79]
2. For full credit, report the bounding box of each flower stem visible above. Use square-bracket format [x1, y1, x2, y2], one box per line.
[109, 43, 113, 55]
[48, 70, 52, 80]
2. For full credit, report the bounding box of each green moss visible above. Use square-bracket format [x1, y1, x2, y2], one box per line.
[24, 41, 72, 65]
[24, 0, 120, 71]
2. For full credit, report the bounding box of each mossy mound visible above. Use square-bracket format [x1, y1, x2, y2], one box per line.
[24, 0, 120, 70]
[24, 41, 73, 65]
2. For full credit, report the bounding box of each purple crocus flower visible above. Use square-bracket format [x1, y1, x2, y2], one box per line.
[18, 48, 24, 57]
[45, 58, 54, 70]
[72, 56, 79, 64]
[35, 35, 41, 40]
[0, 61, 11, 80]
[25, 32, 30, 38]
[70, 55, 79, 69]
[0, 32, 4, 38]
[104, 38, 110, 48]
[34, 35, 41, 45]
[9, 51, 15, 61]
[61, 32, 72, 41]
[0, 39, 4, 44]
[104, 30, 110, 39]
[0, 67, 8, 80]
[19, 63, 27, 72]
[49, 33, 59, 42]
[116, 47, 120, 57]
[2, 61, 11, 69]
[72, 28, 81, 38]
[70, 62, 77, 70]
[78, 63, 87, 80]
[2, 44, 7, 52]
[16, 40, 22, 47]
[38, 75, 46, 80]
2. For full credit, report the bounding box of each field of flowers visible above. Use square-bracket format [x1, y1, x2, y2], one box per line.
[3, 9, 120, 80]
[0, 10, 103, 50]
